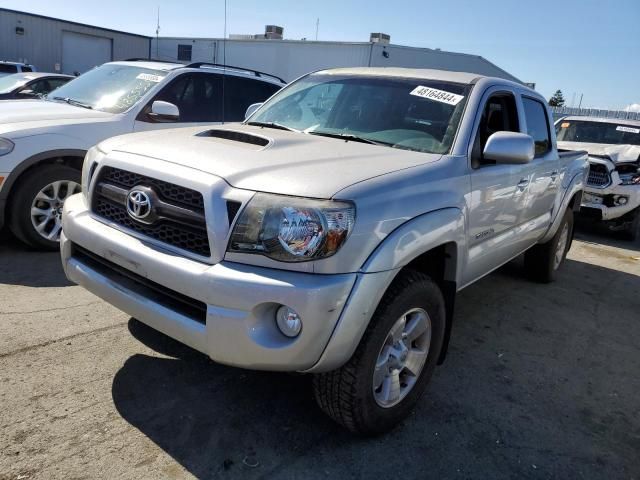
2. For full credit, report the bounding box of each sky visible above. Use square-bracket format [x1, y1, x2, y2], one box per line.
[3, 0, 639, 110]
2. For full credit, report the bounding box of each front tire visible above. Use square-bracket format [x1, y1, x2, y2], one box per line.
[312, 270, 446, 435]
[524, 208, 574, 283]
[8, 164, 81, 250]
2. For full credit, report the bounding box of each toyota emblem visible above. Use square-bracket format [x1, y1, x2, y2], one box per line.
[126, 189, 152, 220]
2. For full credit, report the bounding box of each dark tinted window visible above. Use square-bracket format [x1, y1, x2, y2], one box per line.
[0, 64, 18, 73]
[556, 119, 640, 146]
[522, 97, 550, 156]
[177, 44, 192, 62]
[473, 93, 519, 166]
[26, 79, 52, 95]
[222, 77, 281, 121]
[47, 78, 70, 91]
[22, 66, 33, 72]
[151, 73, 222, 122]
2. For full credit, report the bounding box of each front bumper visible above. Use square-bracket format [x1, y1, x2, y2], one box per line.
[581, 184, 640, 221]
[61, 194, 389, 372]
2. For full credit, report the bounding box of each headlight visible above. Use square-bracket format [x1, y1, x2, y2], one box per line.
[81, 146, 104, 198]
[0, 138, 15, 156]
[228, 193, 355, 262]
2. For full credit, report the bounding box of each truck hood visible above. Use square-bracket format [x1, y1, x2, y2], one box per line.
[558, 141, 640, 164]
[0, 99, 113, 136]
[100, 125, 442, 198]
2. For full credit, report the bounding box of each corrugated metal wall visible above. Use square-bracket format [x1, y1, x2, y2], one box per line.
[0, 9, 149, 74]
[152, 37, 521, 83]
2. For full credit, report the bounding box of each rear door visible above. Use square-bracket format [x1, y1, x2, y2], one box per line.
[464, 88, 530, 284]
[516, 95, 559, 242]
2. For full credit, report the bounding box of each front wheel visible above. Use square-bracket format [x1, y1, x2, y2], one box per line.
[312, 270, 446, 435]
[8, 164, 81, 250]
[524, 208, 574, 283]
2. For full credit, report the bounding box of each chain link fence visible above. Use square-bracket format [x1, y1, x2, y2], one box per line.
[551, 106, 640, 121]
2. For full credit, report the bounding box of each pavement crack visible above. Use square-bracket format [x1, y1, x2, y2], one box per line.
[0, 301, 103, 316]
[0, 323, 125, 359]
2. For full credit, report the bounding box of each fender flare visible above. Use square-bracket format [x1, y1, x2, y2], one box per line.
[539, 171, 584, 244]
[0, 148, 86, 229]
[307, 208, 466, 373]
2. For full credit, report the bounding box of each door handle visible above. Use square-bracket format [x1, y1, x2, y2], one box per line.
[550, 170, 559, 182]
[517, 178, 529, 191]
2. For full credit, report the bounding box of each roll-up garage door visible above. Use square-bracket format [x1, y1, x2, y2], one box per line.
[62, 31, 112, 74]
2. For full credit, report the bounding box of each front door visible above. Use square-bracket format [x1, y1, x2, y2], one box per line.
[464, 90, 530, 285]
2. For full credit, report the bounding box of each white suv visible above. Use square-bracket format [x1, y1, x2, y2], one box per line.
[0, 61, 36, 77]
[0, 60, 284, 249]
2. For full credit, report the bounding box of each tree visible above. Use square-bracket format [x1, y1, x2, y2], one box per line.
[548, 90, 565, 107]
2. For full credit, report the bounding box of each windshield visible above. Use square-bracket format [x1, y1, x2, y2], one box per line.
[556, 119, 640, 146]
[46, 64, 168, 113]
[0, 73, 31, 93]
[249, 73, 470, 154]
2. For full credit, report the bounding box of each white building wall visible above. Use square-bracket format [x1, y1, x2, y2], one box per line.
[151, 37, 521, 84]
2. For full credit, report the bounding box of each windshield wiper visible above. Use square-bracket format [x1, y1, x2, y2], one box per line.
[246, 121, 298, 132]
[50, 96, 93, 109]
[307, 131, 391, 146]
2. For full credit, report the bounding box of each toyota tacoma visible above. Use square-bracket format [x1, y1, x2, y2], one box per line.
[61, 68, 588, 434]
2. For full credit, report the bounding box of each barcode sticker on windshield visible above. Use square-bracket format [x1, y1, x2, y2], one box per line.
[410, 86, 464, 106]
[616, 125, 640, 134]
[136, 73, 163, 83]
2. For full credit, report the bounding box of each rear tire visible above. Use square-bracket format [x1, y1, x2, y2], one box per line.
[8, 164, 81, 250]
[312, 270, 446, 435]
[524, 208, 574, 283]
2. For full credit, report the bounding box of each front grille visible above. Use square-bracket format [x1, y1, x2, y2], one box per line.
[587, 163, 611, 188]
[92, 167, 210, 257]
[73, 244, 207, 324]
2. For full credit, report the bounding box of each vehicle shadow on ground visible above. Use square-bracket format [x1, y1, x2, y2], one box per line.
[0, 229, 72, 288]
[112, 256, 639, 480]
[574, 217, 640, 252]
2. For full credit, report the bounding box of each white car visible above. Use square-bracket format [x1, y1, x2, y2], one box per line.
[0, 60, 284, 249]
[0, 61, 36, 77]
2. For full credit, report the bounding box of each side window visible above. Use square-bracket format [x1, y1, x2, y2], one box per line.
[177, 45, 192, 62]
[222, 76, 281, 121]
[22, 66, 33, 72]
[148, 73, 222, 123]
[472, 93, 520, 167]
[26, 79, 50, 95]
[522, 97, 551, 157]
[47, 78, 70, 91]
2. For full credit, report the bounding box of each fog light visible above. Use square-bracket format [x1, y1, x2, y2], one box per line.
[276, 306, 302, 337]
[617, 196, 628, 205]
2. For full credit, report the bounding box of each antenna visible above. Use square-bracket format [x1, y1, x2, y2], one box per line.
[222, 0, 227, 124]
[155, 6, 160, 58]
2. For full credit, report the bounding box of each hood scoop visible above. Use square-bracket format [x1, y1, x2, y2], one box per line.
[197, 129, 270, 148]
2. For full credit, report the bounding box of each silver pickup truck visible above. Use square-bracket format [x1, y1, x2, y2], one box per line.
[61, 68, 587, 434]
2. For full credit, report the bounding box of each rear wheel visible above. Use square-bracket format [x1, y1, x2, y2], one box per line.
[312, 270, 446, 435]
[524, 208, 573, 283]
[8, 164, 81, 250]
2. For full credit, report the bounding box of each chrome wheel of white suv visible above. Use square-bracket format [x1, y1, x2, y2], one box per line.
[30, 180, 80, 241]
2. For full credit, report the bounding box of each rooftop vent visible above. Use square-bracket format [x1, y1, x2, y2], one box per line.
[370, 32, 390, 44]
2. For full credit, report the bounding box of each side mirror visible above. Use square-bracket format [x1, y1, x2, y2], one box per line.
[245, 102, 263, 120]
[17, 89, 37, 98]
[483, 131, 535, 164]
[148, 100, 180, 122]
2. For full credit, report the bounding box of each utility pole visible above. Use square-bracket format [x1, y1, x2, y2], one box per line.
[315, 18, 319, 41]
[155, 7, 160, 58]
[578, 93, 583, 109]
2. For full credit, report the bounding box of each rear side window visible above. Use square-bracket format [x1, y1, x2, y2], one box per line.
[0, 64, 18, 73]
[222, 76, 281, 121]
[22, 66, 33, 72]
[522, 97, 551, 156]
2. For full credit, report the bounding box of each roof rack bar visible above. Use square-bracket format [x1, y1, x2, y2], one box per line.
[184, 62, 286, 84]
[124, 57, 179, 63]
